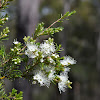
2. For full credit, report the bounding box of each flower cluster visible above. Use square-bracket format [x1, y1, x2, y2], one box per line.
[25, 38, 55, 59]
[11, 39, 22, 65]
[25, 37, 76, 93]
[60, 56, 76, 66]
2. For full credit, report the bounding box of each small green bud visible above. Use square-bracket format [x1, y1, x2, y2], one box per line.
[23, 36, 30, 42]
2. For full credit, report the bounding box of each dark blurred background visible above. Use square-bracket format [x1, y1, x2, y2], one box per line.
[2, 0, 100, 100]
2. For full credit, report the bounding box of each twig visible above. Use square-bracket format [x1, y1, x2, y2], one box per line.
[38, 17, 62, 37]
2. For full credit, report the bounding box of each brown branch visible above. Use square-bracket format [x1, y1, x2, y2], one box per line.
[1, 57, 12, 67]
[19, 45, 26, 53]
[37, 16, 63, 37]
[22, 61, 39, 77]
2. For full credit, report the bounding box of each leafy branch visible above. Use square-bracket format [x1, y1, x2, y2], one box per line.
[33, 10, 76, 39]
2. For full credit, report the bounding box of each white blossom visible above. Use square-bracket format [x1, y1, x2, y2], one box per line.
[5, 34, 7, 36]
[14, 62, 17, 64]
[26, 43, 38, 52]
[48, 69, 55, 80]
[60, 56, 76, 66]
[12, 58, 21, 64]
[11, 48, 14, 51]
[61, 67, 70, 75]
[52, 53, 59, 58]
[40, 66, 55, 81]
[6, 17, 8, 20]
[33, 71, 50, 87]
[13, 39, 19, 44]
[57, 67, 70, 93]
[58, 74, 68, 93]
[32, 81, 36, 84]
[25, 43, 39, 58]
[40, 41, 55, 57]
[25, 49, 38, 58]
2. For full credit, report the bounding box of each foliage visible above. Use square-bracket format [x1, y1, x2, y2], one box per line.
[0, 0, 76, 99]
[0, 81, 23, 100]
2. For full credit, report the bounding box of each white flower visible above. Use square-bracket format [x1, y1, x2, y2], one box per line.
[12, 58, 21, 64]
[14, 62, 17, 64]
[33, 71, 50, 87]
[26, 43, 38, 52]
[58, 74, 68, 93]
[25, 43, 39, 58]
[41, 66, 55, 81]
[13, 39, 19, 44]
[25, 49, 37, 58]
[6, 17, 8, 20]
[11, 48, 14, 51]
[5, 34, 7, 36]
[57, 67, 70, 93]
[60, 56, 76, 66]
[32, 81, 36, 84]
[61, 67, 70, 75]
[40, 41, 55, 57]
[52, 53, 59, 58]
[48, 69, 55, 80]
